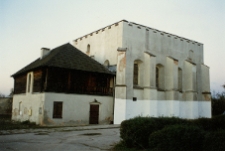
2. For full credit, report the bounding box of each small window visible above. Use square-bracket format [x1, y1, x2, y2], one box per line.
[53, 102, 63, 118]
[104, 60, 110, 67]
[133, 97, 137, 101]
[86, 44, 90, 55]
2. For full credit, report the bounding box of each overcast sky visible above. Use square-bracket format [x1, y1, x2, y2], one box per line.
[1, 0, 225, 95]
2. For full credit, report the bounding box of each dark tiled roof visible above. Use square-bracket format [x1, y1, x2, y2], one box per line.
[12, 43, 114, 77]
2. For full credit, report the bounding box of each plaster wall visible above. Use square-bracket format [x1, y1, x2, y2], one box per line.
[43, 93, 113, 125]
[201, 64, 210, 93]
[114, 98, 211, 124]
[121, 21, 206, 100]
[74, 22, 123, 66]
[12, 93, 45, 124]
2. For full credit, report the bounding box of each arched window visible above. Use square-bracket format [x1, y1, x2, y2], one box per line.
[86, 44, 90, 55]
[133, 62, 139, 85]
[26, 72, 33, 93]
[156, 66, 159, 88]
[133, 60, 142, 86]
[104, 60, 110, 67]
[28, 74, 31, 93]
[156, 64, 164, 89]
[178, 68, 182, 91]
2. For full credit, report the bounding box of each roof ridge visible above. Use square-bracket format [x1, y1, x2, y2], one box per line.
[74, 20, 202, 44]
[12, 43, 114, 77]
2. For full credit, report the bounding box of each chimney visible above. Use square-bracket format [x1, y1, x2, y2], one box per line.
[40, 48, 50, 59]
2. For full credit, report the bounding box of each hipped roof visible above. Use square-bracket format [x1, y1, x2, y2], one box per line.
[12, 43, 114, 77]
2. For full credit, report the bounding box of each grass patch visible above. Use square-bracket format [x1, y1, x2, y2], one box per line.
[0, 116, 38, 130]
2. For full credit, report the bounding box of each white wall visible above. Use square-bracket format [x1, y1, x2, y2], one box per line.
[44, 93, 114, 125]
[74, 21, 123, 66]
[12, 93, 45, 124]
[114, 99, 211, 124]
[12, 93, 114, 125]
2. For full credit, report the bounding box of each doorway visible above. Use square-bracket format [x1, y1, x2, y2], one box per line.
[89, 104, 99, 124]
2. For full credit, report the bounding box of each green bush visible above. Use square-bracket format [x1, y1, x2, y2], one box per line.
[192, 117, 212, 131]
[120, 116, 189, 149]
[120, 117, 157, 149]
[203, 130, 225, 151]
[119, 116, 225, 150]
[193, 115, 225, 131]
[149, 125, 205, 151]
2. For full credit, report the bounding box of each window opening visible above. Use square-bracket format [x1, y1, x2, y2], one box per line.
[53, 102, 63, 118]
[28, 74, 31, 92]
[156, 64, 164, 89]
[86, 44, 90, 55]
[133, 63, 139, 85]
[178, 68, 182, 91]
[104, 60, 110, 67]
[156, 67, 159, 88]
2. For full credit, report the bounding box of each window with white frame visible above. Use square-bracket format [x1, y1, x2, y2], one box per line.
[26, 72, 33, 93]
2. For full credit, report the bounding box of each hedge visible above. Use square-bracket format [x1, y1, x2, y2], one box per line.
[120, 115, 225, 150]
[149, 125, 205, 151]
[193, 115, 225, 131]
[203, 130, 225, 151]
[120, 116, 189, 149]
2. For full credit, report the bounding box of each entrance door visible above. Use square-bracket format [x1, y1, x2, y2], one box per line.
[89, 105, 99, 124]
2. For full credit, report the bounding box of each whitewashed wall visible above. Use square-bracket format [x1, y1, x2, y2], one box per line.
[12, 93, 114, 125]
[114, 99, 211, 124]
[43, 93, 113, 125]
[74, 22, 123, 66]
[12, 93, 45, 124]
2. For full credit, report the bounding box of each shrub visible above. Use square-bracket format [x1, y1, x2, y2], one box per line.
[193, 115, 225, 131]
[120, 116, 189, 149]
[203, 130, 225, 151]
[192, 117, 212, 131]
[120, 117, 157, 149]
[149, 125, 205, 151]
[210, 115, 225, 130]
[152, 116, 190, 129]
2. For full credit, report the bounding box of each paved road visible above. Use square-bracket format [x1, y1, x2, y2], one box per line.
[0, 125, 120, 151]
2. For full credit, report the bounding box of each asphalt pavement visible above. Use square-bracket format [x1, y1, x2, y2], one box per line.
[0, 124, 120, 151]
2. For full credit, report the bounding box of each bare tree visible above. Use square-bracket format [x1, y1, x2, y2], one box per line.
[9, 88, 14, 97]
[0, 92, 5, 98]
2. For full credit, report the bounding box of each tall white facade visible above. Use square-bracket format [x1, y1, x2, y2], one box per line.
[74, 20, 211, 124]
